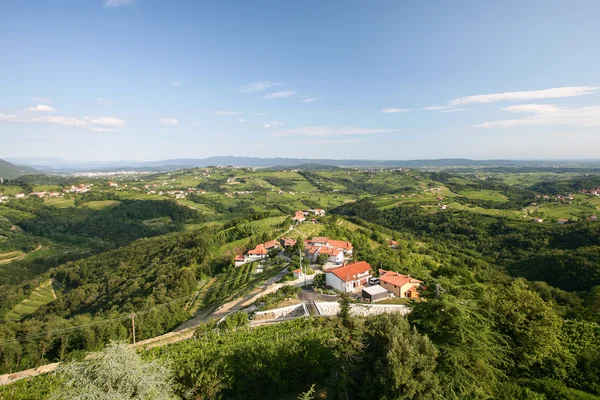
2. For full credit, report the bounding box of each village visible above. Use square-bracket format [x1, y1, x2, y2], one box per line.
[231, 208, 423, 316]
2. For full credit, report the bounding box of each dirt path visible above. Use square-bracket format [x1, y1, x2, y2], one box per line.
[0, 244, 43, 265]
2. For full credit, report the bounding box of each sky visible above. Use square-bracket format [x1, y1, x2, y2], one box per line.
[1, 0, 600, 161]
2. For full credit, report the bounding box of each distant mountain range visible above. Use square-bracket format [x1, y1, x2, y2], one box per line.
[0, 159, 39, 180]
[4, 156, 600, 173]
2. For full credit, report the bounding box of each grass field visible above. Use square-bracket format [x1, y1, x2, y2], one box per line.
[82, 200, 121, 210]
[5, 279, 56, 321]
[534, 202, 598, 221]
[460, 189, 508, 202]
[44, 197, 74, 208]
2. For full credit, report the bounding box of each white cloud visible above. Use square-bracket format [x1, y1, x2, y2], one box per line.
[96, 98, 115, 104]
[104, 0, 135, 7]
[238, 81, 281, 93]
[263, 121, 283, 128]
[83, 116, 126, 126]
[264, 90, 296, 99]
[381, 108, 410, 113]
[451, 86, 600, 106]
[253, 112, 268, 116]
[28, 104, 56, 112]
[441, 108, 471, 113]
[215, 111, 238, 115]
[170, 81, 183, 87]
[238, 118, 245, 123]
[0, 112, 126, 132]
[474, 103, 600, 128]
[303, 98, 321, 103]
[422, 106, 451, 111]
[270, 126, 393, 137]
[0, 113, 18, 122]
[31, 97, 51, 103]
[160, 118, 179, 126]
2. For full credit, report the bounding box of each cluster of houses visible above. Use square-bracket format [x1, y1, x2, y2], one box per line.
[0, 191, 65, 202]
[292, 209, 326, 223]
[234, 239, 284, 267]
[304, 236, 353, 264]
[68, 184, 92, 194]
[580, 188, 600, 196]
[324, 261, 423, 300]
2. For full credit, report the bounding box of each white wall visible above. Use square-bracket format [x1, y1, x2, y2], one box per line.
[325, 273, 346, 292]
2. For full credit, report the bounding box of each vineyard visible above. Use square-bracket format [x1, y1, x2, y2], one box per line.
[6, 279, 56, 321]
[203, 258, 287, 306]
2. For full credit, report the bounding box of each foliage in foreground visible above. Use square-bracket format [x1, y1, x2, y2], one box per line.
[51, 342, 175, 400]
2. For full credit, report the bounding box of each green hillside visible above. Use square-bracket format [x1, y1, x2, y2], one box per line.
[0, 159, 39, 180]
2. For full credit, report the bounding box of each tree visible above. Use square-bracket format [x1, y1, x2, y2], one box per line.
[51, 342, 175, 400]
[486, 280, 575, 380]
[361, 313, 441, 400]
[409, 284, 508, 399]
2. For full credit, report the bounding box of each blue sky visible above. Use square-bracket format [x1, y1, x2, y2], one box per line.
[1, 0, 600, 161]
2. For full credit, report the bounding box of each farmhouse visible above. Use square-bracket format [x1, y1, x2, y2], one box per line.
[280, 237, 297, 247]
[325, 261, 372, 293]
[557, 218, 569, 224]
[378, 269, 422, 299]
[304, 237, 353, 256]
[234, 240, 281, 266]
[292, 211, 306, 222]
[234, 255, 246, 267]
[532, 218, 544, 223]
[389, 240, 398, 248]
[307, 246, 344, 264]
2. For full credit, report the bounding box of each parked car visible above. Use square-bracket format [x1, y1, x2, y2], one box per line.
[369, 277, 380, 285]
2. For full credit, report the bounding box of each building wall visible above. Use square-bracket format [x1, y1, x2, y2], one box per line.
[329, 253, 344, 264]
[380, 281, 420, 298]
[325, 273, 346, 292]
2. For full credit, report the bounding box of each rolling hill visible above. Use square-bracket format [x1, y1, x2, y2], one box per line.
[0, 159, 39, 180]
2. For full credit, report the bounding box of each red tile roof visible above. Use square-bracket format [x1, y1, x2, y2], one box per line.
[306, 245, 320, 255]
[311, 237, 330, 244]
[327, 261, 371, 282]
[378, 269, 422, 287]
[318, 247, 343, 256]
[329, 240, 353, 251]
[234, 255, 245, 261]
[264, 240, 279, 249]
[248, 244, 267, 255]
[280, 237, 297, 247]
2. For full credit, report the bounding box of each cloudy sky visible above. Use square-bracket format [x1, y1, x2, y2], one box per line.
[1, 0, 600, 161]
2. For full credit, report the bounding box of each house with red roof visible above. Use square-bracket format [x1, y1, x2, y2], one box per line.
[234, 255, 246, 267]
[280, 237, 297, 247]
[319, 247, 344, 264]
[378, 269, 422, 299]
[304, 237, 353, 256]
[292, 211, 306, 222]
[325, 261, 372, 292]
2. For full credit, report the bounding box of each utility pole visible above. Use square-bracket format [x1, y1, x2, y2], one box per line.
[299, 246, 306, 287]
[130, 313, 136, 345]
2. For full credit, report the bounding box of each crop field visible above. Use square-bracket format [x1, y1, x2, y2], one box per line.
[82, 200, 122, 210]
[44, 197, 74, 208]
[459, 189, 508, 202]
[534, 202, 598, 221]
[5, 279, 56, 321]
